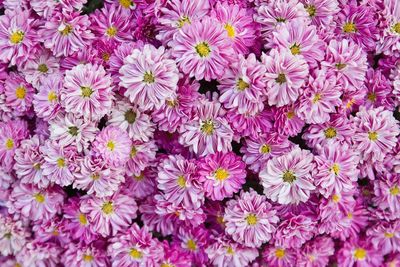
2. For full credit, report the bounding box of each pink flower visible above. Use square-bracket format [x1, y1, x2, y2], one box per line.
[364, 68, 394, 110]
[297, 236, 335, 267]
[16, 241, 62, 267]
[0, 215, 30, 256]
[7, 182, 65, 221]
[107, 223, 163, 267]
[374, 173, 400, 218]
[262, 48, 309, 107]
[62, 63, 113, 121]
[376, 0, 400, 56]
[300, 0, 339, 27]
[4, 72, 34, 114]
[198, 152, 246, 201]
[171, 16, 235, 81]
[262, 245, 298, 267]
[314, 143, 360, 197]
[367, 220, 400, 255]
[119, 44, 179, 111]
[338, 238, 383, 267]
[33, 73, 63, 120]
[32, 217, 70, 246]
[80, 190, 138, 237]
[39, 11, 94, 57]
[92, 126, 132, 168]
[272, 105, 305, 137]
[224, 189, 279, 248]
[62, 242, 109, 267]
[123, 167, 156, 200]
[175, 226, 210, 265]
[260, 147, 316, 204]
[126, 140, 157, 176]
[159, 241, 192, 267]
[226, 109, 273, 139]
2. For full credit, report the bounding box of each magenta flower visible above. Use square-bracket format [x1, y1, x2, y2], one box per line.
[226, 109, 273, 139]
[4, 72, 34, 114]
[33, 73, 63, 120]
[260, 147, 315, 204]
[367, 220, 400, 255]
[297, 236, 335, 267]
[175, 225, 210, 265]
[32, 217, 70, 246]
[262, 48, 308, 107]
[374, 173, 400, 218]
[224, 189, 279, 248]
[364, 68, 394, 110]
[272, 105, 305, 137]
[62, 242, 109, 267]
[300, 0, 339, 27]
[171, 16, 235, 81]
[198, 152, 246, 201]
[126, 140, 157, 176]
[0, 215, 30, 256]
[159, 241, 192, 267]
[262, 245, 298, 267]
[338, 238, 383, 267]
[123, 167, 156, 199]
[16, 241, 62, 267]
[376, 0, 400, 56]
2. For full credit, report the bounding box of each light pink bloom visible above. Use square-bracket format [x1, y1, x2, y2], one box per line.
[227, 108, 273, 139]
[300, 0, 339, 27]
[62, 242, 109, 267]
[272, 105, 305, 137]
[338, 238, 383, 267]
[262, 49, 309, 107]
[376, 0, 400, 56]
[126, 140, 157, 176]
[15, 241, 62, 267]
[119, 44, 179, 111]
[262, 245, 298, 267]
[297, 236, 335, 267]
[32, 217, 70, 246]
[4, 72, 34, 114]
[0, 215, 30, 256]
[367, 220, 400, 255]
[123, 167, 156, 200]
[260, 147, 316, 204]
[62, 63, 113, 121]
[33, 73, 63, 120]
[364, 68, 394, 110]
[80, 190, 138, 237]
[224, 189, 279, 248]
[374, 173, 400, 218]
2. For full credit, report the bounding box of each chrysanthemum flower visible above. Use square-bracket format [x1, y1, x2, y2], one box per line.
[62, 63, 113, 121]
[314, 143, 360, 197]
[260, 147, 315, 204]
[41, 140, 79, 187]
[336, 197, 369, 241]
[159, 241, 192, 267]
[206, 236, 259, 267]
[297, 69, 342, 124]
[62, 242, 109, 267]
[4, 72, 34, 114]
[15, 241, 62, 267]
[262, 48, 308, 107]
[224, 189, 279, 248]
[108, 100, 155, 141]
[7, 182, 65, 221]
[367, 220, 400, 255]
[364, 68, 394, 110]
[33, 73, 63, 120]
[338, 238, 383, 267]
[0, 215, 30, 256]
[211, 2, 257, 54]
[80, 190, 138, 237]
[0, 167, 15, 192]
[376, 0, 400, 56]
[123, 167, 156, 199]
[39, 11, 94, 57]
[179, 100, 234, 156]
[92, 126, 131, 168]
[126, 140, 157, 176]
[198, 152, 246, 201]
[156, 0, 211, 44]
[49, 113, 97, 153]
[272, 105, 305, 137]
[175, 225, 210, 265]
[107, 223, 163, 267]
[352, 106, 399, 163]
[334, 3, 378, 51]
[119, 44, 179, 111]
[300, 0, 339, 27]
[226, 108, 273, 139]
[262, 245, 298, 267]
[374, 173, 400, 218]
[0, 8, 37, 66]
[321, 39, 367, 91]
[171, 16, 235, 81]
[297, 236, 335, 267]
[60, 46, 99, 70]
[218, 53, 266, 115]
[32, 217, 70, 246]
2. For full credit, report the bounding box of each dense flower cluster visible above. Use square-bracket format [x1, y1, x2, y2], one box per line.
[0, 0, 400, 266]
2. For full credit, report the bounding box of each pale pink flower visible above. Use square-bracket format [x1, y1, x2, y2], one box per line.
[367, 220, 400, 255]
[272, 105, 305, 137]
[300, 0, 339, 27]
[62, 242, 109, 267]
[4, 72, 34, 114]
[374, 173, 400, 218]
[33, 73, 63, 120]
[123, 167, 156, 200]
[126, 140, 157, 176]
[0, 215, 30, 256]
[262, 245, 298, 267]
[15, 241, 62, 267]
[226, 108, 273, 139]
[297, 236, 335, 267]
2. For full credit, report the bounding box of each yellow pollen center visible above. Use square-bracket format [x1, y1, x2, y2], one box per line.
[290, 43, 301, 55]
[187, 239, 197, 251]
[367, 92, 377, 102]
[276, 17, 286, 22]
[91, 173, 100, 180]
[216, 215, 224, 225]
[83, 254, 94, 262]
[282, 171, 296, 183]
[52, 229, 59, 236]
[107, 141, 116, 151]
[308, 255, 316, 262]
[102, 52, 110, 62]
[15, 86, 26, 99]
[161, 264, 175, 267]
[4, 232, 11, 239]
[143, 72, 155, 84]
[332, 194, 340, 203]
[286, 110, 295, 119]
[177, 175, 186, 188]
[101, 201, 113, 215]
[38, 64, 49, 73]
[47, 91, 57, 102]
[177, 16, 190, 28]
[393, 22, 400, 34]
[226, 246, 234, 255]
[106, 26, 117, 37]
[246, 214, 258, 225]
[306, 5, 316, 17]
[214, 168, 229, 181]
[33, 163, 41, 170]
[34, 193, 45, 203]
[129, 248, 142, 259]
[343, 22, 357, 33]
[130, 146, 137, 158]
[201, 120, 214, 135]
[368, 131, 378, 141]
[225, 24, 235, 38]
[353, 248, 366, 260]
[347, 212, 353, 219]
[166, 99, 178, 107]
[78, 213, 88, 225]
[260, 144, 271, 154]
[390, 186, 400, 196]
[68, 126, 79, 136]
[134, 173, 145, 181]
[312, 93, 322, 103]
[275, 248, 285, 259]
[331, 163, 340, 175]
[60, 24, 73, 36]
[195, 42, 211, 57]
[275, 73, 286, 84]
[81, 86, 93, 97]
[385, 232, 395, 238]
[124, 109, 137, 124]
[336, 63, 347, 70]
[324, 127, 337, 138]
[5, 138, 14, 150]
[236, 78, 249, 91]
[57, 158, 65, 168]
[9, 30, 24, 44]
[15, 263, 21, 267]
[346, 98, 356, 109]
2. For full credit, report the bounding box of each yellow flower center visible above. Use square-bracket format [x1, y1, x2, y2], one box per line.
[34, 193, 45, 203]
[81, 86, 93, 97]
[312, 93, 322, 104]
[236, 78, 249, 91]
[106, 26, 117, 37]
[33, 163, 41, 170]
[290, 43, 301, 55]
[343, 22, 357, 33]
[216, 215, 224, 225]
[57, 158, 65, 168]
[5, 138, 14, 150]
[324, 127, 337, 138]
[47, 91, 58, 102]
[308, 255, 316, 262]
[120, 0, 134, 8]
[214, 168, 229, 181]
[4, 232, 11, 239]
[101, 201, 113, 215]
[143, 72, 155, 84]
[306, 5, 316, 17]
[353, 248, 366, 260]
[130, 146, 137, 158]
[187, 239, 197, 251]
[83, 254, 94, 262]
[134, 173, 145, 181]
[15, 263, 21, 267]
[9, 30, 24, 44]
[59, 24, 73, 36]
[15, 86, 26, 99]
[275, 73, 286, 84]
[38, 64, 49, 73]
[102, 52, 110, 62]
[331, 163, 340, 175]
[177, 16, 190, 28]
[226, 246, 234, 255]
[91, 173, 100, 180]
[246, 213, 258, 225]
[335, 63, 347, 70]
[368, 131, 378, 141]
[385, 232, 395, 238]
[282, 171, 296, 183]
[201, 120, 214, 135]
[195, 42, 211, 57]
[275, 248, 285, 259]
[124, 109, 137, 123]
[332, 194, 340, 203]
[224, 24, 235, 38]
[177, 175, 186, 188]
[129, 248, 142, 259]
[393, 22, 400, 34]
[107, 141, 116, 151]
[161, 264, 175, 267]
[347, 212, 353, 219]
[276, 17, 286, 22]
[367, 92, 376, 102]
[260, 144, 271, 154]
[68, 126, 79, 136]
[52, 229, 59, 236]
[390, 186, 400, 196]
[78, 213, 88, 225]
[166, 99, 178, 107]
[286, 110, 295, 119]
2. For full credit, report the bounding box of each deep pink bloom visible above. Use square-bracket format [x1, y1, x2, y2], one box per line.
[15, 241, 62, 267]
[297, 236, 335, 267]
[376, 0, 400, 56]
[226, 109, 273, 139]
[338, 238, 383, 267]
[126, 140, 157, 176]
[123, 167, 156, 200]
[262, 245, 298, 267]
[62, 242, 109, 267]
[32, 217, 70, 246]
[374, 173, 400, 218]
[300, 0, 339, 27]
[33, 73, 63, 120]
[159, 241, 192, 267]
[175, 225, 210, 265]
[4, 72, 34, 115]
[272, 105, 305, 137]
[364, 68, 394, 110]
[367, 220, 400, 255]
